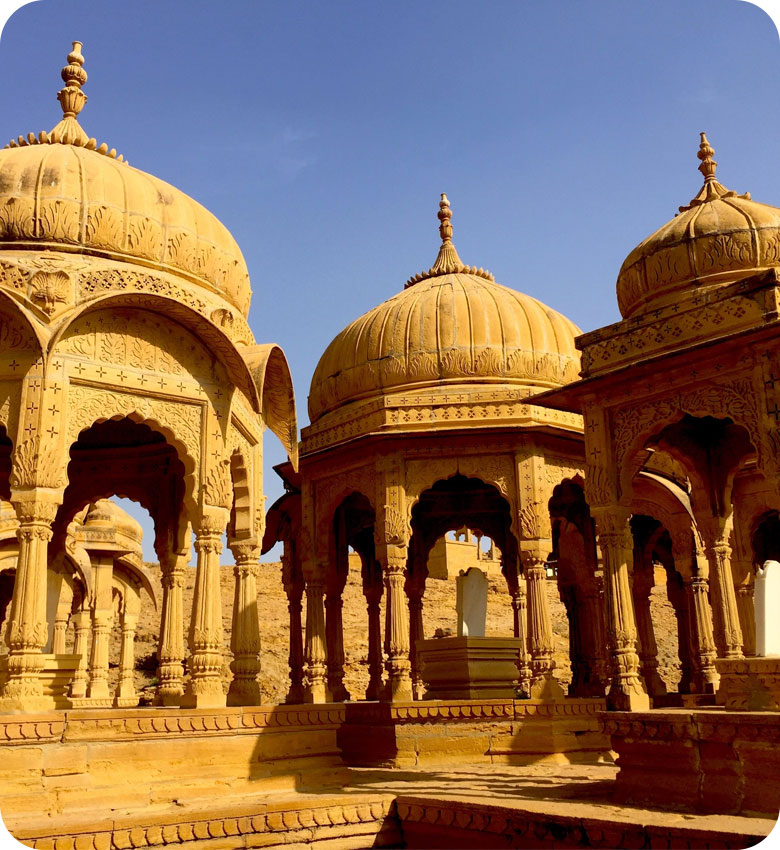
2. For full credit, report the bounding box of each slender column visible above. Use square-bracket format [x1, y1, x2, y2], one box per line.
[51, 574, 73, 655]
[736, 582, 756, 656]
[684, 575, 719, 693]
[183, 509, 228, 708]
[115, 612, 138, 704]
[701, 522, 743, 659]
[228, 541, 262, 706]
[303, 576, 328, 703]
[380, 544, 412, 702]
[156, 551, 188, 705]
[407, 583, 425, 700]
[665, 572, 694, 693]
[326, 589, 350, 702]
[580, 584, 609, 696]
[87, 554, 114, 701]
[523, 553, 564, 700]
[282, 548, 305, 704]
[364, 579, 384, 700]
[2, 493, 60, 708]
[69, 607, 91, 699]
[508, 579, 532, 697]
[592, 507, 649, 711]
[631, 556, 667, 698]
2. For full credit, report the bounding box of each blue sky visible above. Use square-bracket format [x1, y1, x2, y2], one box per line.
[0, 1, 778, 560]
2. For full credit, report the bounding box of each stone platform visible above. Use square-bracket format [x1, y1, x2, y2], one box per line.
[604, 708, 780, 817]
[0, 704, 348, 829]
[339, 698, 610, 767]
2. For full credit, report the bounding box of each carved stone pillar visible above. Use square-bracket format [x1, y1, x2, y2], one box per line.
[581, 584, 609, 697]
[380, 545, 412, 702]
[592, 507, 649, 711]
[506, 573, 531, 697]
[701, 522, 743, 659]
[87, 553, 114, 702]
[326, 588, 350, 702]
[69, 607, 91, 699]
[303, 575, 328, 703]
[51, 574, 73, 655]
[523, 553, 564, 700]
[684, 575, 719, 693]
[228, 541, 262, 706]
[1, 492, 60, 708]
[364, 579, 384, 701]
[282, 547, 305, 704]
[631, 555, 667, 699]
[666, 572, 695, 694]
[407, 583, 425, 701]
[156, 551, 188, 705]
[736, 581, 756, 656]
[115, 612, 138, 705]
[183, 509, 228, 708]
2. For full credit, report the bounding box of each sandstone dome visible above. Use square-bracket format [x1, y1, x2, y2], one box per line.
[308, 195, 581, 422]
[0, 43, 251, 317]
[83, 499, 143, 544]
[617, 133, 780, 319]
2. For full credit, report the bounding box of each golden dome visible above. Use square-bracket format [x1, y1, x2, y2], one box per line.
[617, 133, 780, 318]
[84, 499, 143, 543]
[0, 43, 251, 316]
[308, 195, 581, 422]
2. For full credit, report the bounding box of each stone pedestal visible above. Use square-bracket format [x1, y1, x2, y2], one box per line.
[416, 636, 523, 700]
[715, 656, 780, 710]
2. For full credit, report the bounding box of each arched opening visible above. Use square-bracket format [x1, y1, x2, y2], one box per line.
[406, 474, 524, 700]
[549, 478, 606, 698]
[48, 417, 186, 707]
[328, 492, 381, 701]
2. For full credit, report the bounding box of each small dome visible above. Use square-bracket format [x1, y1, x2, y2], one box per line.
[0, 43, 251, 316]
[617, 133, 780, 318]
[84, 499, 143, 543]
[308, 195, 581, 422]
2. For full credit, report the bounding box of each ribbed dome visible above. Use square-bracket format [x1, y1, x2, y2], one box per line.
[308, 195, 581, 422]
[617, 133, 780, 319]
[0, 43, 251, 316]
[84, 499, 143, 543]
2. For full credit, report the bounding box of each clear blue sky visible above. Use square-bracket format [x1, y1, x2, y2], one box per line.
[0, 1, 778, 560]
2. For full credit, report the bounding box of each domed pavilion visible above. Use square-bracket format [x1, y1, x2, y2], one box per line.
[0, 43, 298, 712]
[267, 193, 606, 706]
[535, 133, 780, 712]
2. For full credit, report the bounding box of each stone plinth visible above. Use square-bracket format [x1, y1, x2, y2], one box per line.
[0, 653, 81, 711]
[339, 698, 609, 768]
[604, 709, 780, 817]
[417, 636, 522, 700]
[716, 656, 780, 710]
[0, 704, 348, 833]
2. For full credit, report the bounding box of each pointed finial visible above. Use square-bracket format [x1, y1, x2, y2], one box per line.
[49, 41, 89, 145]
[697, 131, 717, 182]
[438, 193, 453, 243]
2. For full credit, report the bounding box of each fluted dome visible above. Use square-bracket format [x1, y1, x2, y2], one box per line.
[84, 499, 143, 543]
[308, 195, 581, 422]
[617, 133, 780, 318]
[0, 43, 251, 316]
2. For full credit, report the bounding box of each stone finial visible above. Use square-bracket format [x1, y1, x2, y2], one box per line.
[404, 194, 494, 287]
[49, 41, 89, 146]
[438, 193, 454, 243]
[697, 132, 717, 182]
[679, 131, 750, 212]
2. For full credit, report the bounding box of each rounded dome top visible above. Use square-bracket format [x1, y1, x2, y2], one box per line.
[84, 499, 143, 543]
[617, 133, 780, 318]
[0, 43, 251, 316]
[308, 195, 581, 422]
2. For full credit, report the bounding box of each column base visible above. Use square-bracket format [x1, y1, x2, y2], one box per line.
[528, 673, 566, 701]
[0, 694, 54, 712]
[155, 687, 185, 706]
[181, 680, 227, 709]
[303, 682, 331, 704]
[86, 682, 111, 701]
[227, 679, 263, 706]
[607, 684, 650, 711]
